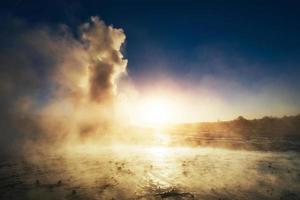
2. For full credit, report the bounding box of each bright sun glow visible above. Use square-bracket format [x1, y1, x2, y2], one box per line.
[133, 96, 175, 126]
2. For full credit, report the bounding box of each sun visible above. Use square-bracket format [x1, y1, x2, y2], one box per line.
[133, 96, 175, 127]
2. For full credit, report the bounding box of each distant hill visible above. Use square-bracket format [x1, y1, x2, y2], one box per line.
[167, 115, 300, 151]
[171, 115, 300, 137]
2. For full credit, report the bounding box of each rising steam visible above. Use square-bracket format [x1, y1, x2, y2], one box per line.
[81, 17, 127, 103]
[0, 16, 128, 153]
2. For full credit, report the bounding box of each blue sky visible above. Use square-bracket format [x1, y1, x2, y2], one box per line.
[1, 0, 300, 120]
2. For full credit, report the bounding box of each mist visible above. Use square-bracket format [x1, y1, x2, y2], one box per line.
[130, 43, 300, 122]
[0, 14, 300, 200]
[0, 16, 129, 155]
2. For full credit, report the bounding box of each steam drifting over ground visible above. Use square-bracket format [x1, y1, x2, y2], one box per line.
[1, 16, 300, 200]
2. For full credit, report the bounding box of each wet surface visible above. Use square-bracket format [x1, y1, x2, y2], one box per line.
[1, 145, 300, 200]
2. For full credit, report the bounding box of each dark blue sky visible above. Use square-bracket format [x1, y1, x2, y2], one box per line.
[2, 0, 300, 73]
[1, 0, 300, 119]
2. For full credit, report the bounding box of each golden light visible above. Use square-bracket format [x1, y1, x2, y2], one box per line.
[133, 96, 176, 127]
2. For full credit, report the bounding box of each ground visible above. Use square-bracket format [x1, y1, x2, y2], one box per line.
[1, 143, 300, 200]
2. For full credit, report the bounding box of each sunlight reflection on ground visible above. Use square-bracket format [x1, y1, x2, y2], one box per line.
[1, 144, 300, 199]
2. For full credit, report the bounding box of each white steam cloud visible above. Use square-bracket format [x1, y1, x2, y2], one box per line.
[0, 16, 128, 153]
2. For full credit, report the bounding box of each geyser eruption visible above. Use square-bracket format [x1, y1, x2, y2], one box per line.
[0, 16, 128, 153]
[47, 16, 129, 141]
[80, 16, 127, 103]
[52, 16, 127, 106]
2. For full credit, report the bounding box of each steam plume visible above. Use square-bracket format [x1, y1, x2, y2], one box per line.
[0, 16, 128, 153]
[81, 16, 127, 103]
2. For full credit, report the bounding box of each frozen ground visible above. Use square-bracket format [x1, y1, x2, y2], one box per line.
[1, 144, 300, 200]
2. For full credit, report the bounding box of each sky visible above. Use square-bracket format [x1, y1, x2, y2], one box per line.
[1, 0, 300, 121]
